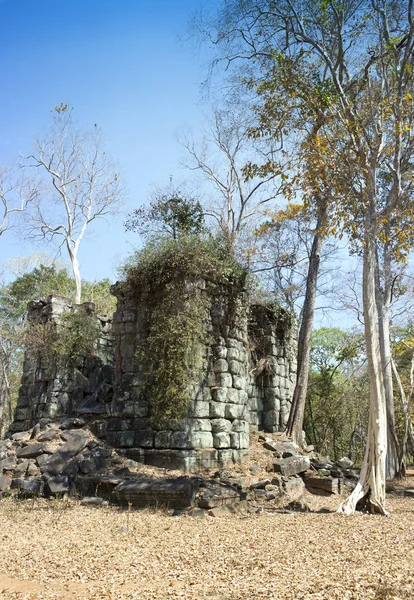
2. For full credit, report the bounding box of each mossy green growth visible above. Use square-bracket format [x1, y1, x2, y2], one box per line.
[121, 235, 245, 425]
[25, 309, 100, 367]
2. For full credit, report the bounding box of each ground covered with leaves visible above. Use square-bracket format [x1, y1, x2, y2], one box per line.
[0, 483, 413, 600]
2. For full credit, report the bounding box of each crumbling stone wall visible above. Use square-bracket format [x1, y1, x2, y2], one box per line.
[9, 296, 113, 434]
[248, 304, 297, 433]
[9, 283, 297, 471]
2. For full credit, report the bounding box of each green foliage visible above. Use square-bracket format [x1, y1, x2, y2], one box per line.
[125, 194, 205, 240]
[0, 261, 115, 434]
[121, 234, 244, 294]
[121, 234, 245, 424]
[25, 309, 100, 367]
[82, 279, 116, 316]
[304, 328, 369, 462]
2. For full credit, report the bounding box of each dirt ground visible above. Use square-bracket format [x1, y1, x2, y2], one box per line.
[0, 478, 413, 600]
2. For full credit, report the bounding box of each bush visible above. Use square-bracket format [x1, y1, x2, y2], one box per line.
[120, 234, 245, 425]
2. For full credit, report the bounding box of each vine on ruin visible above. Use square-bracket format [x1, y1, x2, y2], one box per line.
[120, 235, 245, 425]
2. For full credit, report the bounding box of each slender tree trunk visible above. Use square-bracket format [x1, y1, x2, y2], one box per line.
[375, 243, 400, 479]
[286, 197, 327, 446]
[391, 356, 414, 471]
[338, 202, 388, 515]
[67, 240, 82, 303]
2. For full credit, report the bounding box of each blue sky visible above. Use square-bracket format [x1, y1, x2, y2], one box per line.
[0, 0, 218, 282]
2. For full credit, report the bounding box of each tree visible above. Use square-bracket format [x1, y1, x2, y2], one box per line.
[0, 261, 115, 436]
[0, 166, 36, 237]
[304, 327, 368, 462]
[207, 0, 414, 514]
[182, 108, 283, 253]
[24, 104, 123, 303]
[125, 184, 205, 241]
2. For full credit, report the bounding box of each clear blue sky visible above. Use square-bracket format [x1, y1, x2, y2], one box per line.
[0, 0, 218, 282]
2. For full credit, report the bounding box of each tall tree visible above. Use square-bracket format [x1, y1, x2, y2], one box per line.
[24, 104, 123, 303]
[207, 0, 414, 513]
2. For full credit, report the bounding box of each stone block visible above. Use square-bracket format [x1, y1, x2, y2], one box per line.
[135, 431, 154, 448]
[273, 455, 310, 477]
[304, 476, 339, 494]
[227, 388, 241, 404]
[231, 419, 250, 433]
[232, 375, 245, 390]
[189, 432, 213, 448]
[213, 432, 231, 449]
[170, 431, 192, 449]
[44, 475, 71, 496]
[229, 360, 243, 376]
[212, 388, 228, 403]
[214, 346, 227, 359]
[192, 401, 210, 418]
[225, 404, 246, 420]
[230, 432, 241, 449]
[16, 444, 47, 459]
[118, 431, 136, 447]
[210, 402, 226, 418]
[188, 418, 212, 432]
[227, 348, 244, 362]
[216, 373, 233, 388]
[218, 449, 235, 466]
[0, 474, 11, 492]
[213, 359, 228, 373]
[155, 431, 172, 448]
[239, 432, 250, 448]
[113, 477, 198, 509]
[11, 478, 44, 497]
[211, 418, 232, 433]
[282, 476, 305, 500]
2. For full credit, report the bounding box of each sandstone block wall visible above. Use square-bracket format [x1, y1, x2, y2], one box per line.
[9, 282, 297, 471]
[9, 296, 114, 434]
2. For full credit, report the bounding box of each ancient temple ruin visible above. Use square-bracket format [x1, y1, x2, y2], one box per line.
[9, 276, 297, 471]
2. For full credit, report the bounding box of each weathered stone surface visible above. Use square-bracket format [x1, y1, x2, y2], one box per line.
[211, 419, 232, 434]
[44, 475, 71, 496]
[11, 478, 43, 497]
[78, 451, 108, 474]
[336, 456, 353, 470]
[37, 429, 59, 442]
[43, 430, 89, 476]
[213, 432, 230, 449]
[282, 476, 305, 500]
[273, 455, 310, 477]
[0, 474, 11, 491]
[0, 456, 16, 472]
[16, 444, 47, 459]
[304, 476, 340, 495]
[11, 430, 32, 443]
[113, 477, 198, 509]
[14, 460, 29, 475]
[198, 480, 241, 509]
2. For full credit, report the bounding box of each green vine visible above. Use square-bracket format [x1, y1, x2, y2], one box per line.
[121, 234, 245, 425]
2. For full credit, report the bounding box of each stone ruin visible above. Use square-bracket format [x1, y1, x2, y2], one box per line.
[9, 276, 298, 472]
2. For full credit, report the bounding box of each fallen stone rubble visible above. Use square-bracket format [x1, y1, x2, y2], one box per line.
[0, 421, 363, 514]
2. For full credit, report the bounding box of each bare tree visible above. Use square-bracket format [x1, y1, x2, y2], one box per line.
[0, 166, 36, 237]
[182, 108, 283, 253]
[24, 104, 123, 303]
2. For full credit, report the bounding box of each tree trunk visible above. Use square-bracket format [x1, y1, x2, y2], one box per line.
[391, 356, 414, 471]
[67, 241, 82, 303]
[375, 243, 400, 479]
[286, 198, 327, 446]
[338, 205, 388, 515]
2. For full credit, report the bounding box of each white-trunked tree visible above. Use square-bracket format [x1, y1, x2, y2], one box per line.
[24, 104, 123, 303]
[206, 0, 414, 514]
